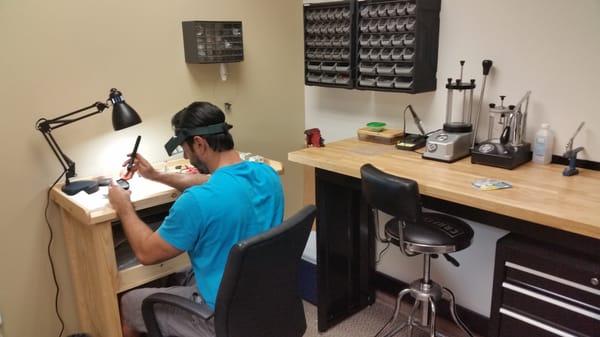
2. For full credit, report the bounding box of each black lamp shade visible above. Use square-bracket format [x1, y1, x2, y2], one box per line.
[109, 88, 142, 130]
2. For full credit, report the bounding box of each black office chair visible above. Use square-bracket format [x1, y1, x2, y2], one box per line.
[361, 164, 474, 337]
[141, 205, 317, 337]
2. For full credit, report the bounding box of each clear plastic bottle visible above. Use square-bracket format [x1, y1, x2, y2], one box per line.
[532, 123, 554, 164]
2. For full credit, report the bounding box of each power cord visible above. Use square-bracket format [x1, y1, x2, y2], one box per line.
[375, 242, 390, 265]
[374, 311, 395, 337]
[45, 171, 67, 337]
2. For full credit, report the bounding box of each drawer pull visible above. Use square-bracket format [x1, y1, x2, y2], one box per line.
[592, 277, 599, 286]
[506, 261, 600, 296]
[502, 282, 600, 321]
[499, 308, 577, 337]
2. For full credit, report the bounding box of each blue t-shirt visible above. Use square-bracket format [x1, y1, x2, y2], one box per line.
[157, 161, 284, 309]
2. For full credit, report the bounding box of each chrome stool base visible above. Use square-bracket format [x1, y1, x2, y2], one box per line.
[377, 280, 473, 337]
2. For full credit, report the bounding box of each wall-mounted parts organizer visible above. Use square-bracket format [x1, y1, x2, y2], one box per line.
[182, 21, 244, 64]
[304, 0, 440, 93]
[304, 1, 356, 89]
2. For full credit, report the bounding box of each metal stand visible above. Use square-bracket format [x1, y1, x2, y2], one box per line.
[377, 255, 474, 337]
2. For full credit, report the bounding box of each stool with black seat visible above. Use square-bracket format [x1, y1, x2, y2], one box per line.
[361, 164, 475, 337]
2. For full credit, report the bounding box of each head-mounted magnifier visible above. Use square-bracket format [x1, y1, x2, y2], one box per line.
[164, 122, 231, 156]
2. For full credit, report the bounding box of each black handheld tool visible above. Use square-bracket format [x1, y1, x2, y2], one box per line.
[115, 178, 130, 190]
[127, 135, 141, 171]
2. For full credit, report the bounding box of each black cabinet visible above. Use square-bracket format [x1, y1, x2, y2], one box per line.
[304, 1, 356, 89]
[182, 21, 244, 64]
[304, 0, 441, 93]
[489, 234, 600, 337]
[355, 0, 440, 93]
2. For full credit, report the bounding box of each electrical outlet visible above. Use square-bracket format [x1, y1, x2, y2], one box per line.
[224, 102, 232, 114]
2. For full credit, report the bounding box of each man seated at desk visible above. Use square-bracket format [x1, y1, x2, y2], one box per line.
[108, 102, 285, 337]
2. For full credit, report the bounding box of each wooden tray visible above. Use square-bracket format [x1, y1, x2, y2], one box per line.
[357, 127, 404, 144]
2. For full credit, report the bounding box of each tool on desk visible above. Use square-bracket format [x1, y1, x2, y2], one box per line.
[357, 123, 404, 145]
[127, 135, 142, 172]
[115, 178, 130, 190]
[562, 121, 585, 176]
[472, 60, 493, 149]
[305, 128, 325, 147]
[423, 60, 476, 162]
[396, 105, 427, 151]
[471, 91, 533, 169]
[472, 178, 512, 191]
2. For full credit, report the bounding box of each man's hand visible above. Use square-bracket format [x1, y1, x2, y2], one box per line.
[108, 181, 183, 265]
[120, 153, 159, 181]
[108, 182, 133, 214]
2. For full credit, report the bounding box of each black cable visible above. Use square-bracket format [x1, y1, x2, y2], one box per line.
[375, 242, 390, 265]
[45, 171, 67, 337]
[426, 128, 442, 136]
[401, 105, 410, 138]
[444, 287, 475, 337]
[374, 310, 395, 337]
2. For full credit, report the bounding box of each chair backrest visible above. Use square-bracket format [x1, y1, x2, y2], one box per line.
[214, 205, 317, 337]
[360, 164, 423, 224]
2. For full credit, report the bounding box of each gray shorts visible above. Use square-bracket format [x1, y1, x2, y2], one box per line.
[120, 285, 215, 337]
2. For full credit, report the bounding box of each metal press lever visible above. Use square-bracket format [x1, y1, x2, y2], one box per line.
[472, 60, 493, 148]
[565, 121, 585, 153]
[563, 122, 585, 176]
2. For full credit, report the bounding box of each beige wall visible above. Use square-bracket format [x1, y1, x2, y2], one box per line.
[0, 1, 305, 336]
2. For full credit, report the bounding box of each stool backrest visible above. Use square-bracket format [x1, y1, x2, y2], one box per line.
[360, 164, 423, 224]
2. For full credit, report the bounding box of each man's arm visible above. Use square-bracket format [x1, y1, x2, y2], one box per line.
[151, 171, 208, 193]
[122, 153, 208, 192]
[108, 185, 182, 265]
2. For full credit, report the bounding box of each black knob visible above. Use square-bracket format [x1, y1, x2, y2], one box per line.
[482, 60, 493, 75]
[470, 79, 476, 84]
[489, 103, 496, 108]
[509, 105, 516, 110]
[500, 95, 506, 101]
[456, 79, 461, 85]
[447, 78, 452, 84]
[460, 60, 465, 66]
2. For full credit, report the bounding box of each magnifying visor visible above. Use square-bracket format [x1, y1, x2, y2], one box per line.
[164, 122, 231, 156]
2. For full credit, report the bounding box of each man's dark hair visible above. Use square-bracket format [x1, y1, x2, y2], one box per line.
[172, 102, 234, 152]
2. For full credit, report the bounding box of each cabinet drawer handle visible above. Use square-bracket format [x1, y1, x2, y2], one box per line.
[592, 277, 599, 286]
[506, 262, 600, 296]
[499, 308, 577, 337]
[502, 282, 600, 321]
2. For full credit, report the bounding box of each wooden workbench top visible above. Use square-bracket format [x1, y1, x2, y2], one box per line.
[289, 138, 600, 240]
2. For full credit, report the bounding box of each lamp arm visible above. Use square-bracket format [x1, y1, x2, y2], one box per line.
[35, 101, 109, 183]
[40, 130, 76, 181]
[38, 102, 108, 132]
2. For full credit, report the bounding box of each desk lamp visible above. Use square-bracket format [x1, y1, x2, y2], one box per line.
[36, 88, 142, 195]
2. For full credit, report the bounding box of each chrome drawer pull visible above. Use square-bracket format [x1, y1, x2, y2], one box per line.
[499, 308, 577, 337]
[506, 262, 600, 296]
[502, 282, 600, 320]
